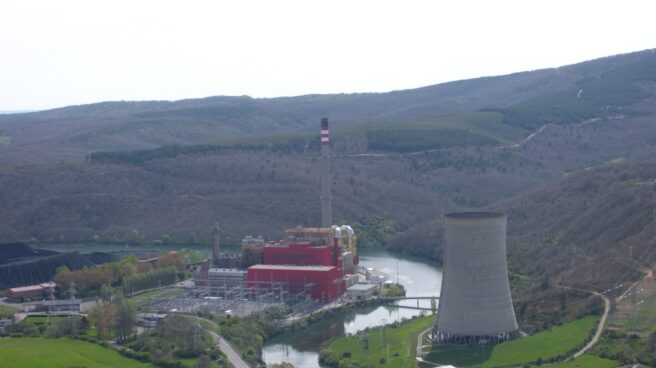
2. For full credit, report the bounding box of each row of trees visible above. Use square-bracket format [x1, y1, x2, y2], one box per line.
[53, 267, 113, 293]
[367, 128, 496, 153]
[52, 252, 187, 297]
[87, 295, 136, 342]
[88, 133, 319, 165]
[122, 267, 178, 296]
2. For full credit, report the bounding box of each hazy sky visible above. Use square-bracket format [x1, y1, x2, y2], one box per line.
[1, 0, 655, 110]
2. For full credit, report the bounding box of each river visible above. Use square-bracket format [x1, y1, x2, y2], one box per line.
[262, 248, 443, 368]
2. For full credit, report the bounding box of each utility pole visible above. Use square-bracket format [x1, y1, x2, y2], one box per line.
[396, 259, 399, 285]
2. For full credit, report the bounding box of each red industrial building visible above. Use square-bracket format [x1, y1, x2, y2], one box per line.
[263, 242, 335, 267]
[247, 264, 344, 300]
[6, 282, 56, 302]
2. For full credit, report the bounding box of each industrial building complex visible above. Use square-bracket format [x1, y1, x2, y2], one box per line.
[139, 117, 385, 320]
[193, 223, 359, 304]
[144, 120, 519, 349]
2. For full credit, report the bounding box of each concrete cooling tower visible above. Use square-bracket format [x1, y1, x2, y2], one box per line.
[435, 212, 518, 344]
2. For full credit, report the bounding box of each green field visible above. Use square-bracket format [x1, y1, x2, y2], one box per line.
[422, 316, 599, 367]
[609, 287, 656, 334]
[0, 337, 150, 367]
[324, 315, 435, 368]
[0, 305, 19, 318]
[23, 315, 66, 324]
[548, 354, 618, 367]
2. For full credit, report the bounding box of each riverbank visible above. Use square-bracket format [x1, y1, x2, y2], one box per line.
[320, 315, 435, 368]
[262, 248, 443, 367]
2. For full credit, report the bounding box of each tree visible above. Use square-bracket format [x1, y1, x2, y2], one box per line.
[114, 299, 136, 343]
[101, 284, 112, 304]
[53, 266, 72, 290]
[195, 355, 212, 368]
[47, 315, 87, 338]
[156, 252, 186, 271]
[270, 363, 295, 368]
[18, 320, 38, 336]
[88, 303, 114, 340]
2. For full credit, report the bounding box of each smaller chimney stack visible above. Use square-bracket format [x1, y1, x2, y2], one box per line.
[211, 222, 220, 265]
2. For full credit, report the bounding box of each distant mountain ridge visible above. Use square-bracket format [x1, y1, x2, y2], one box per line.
[0, 110, 39, 114]
[1, 48, 653, 164]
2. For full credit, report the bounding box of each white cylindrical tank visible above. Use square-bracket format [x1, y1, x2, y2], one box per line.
[332, 225, 341, 238]
[435, 212, 518, 344]
[340, 225, 355, 236]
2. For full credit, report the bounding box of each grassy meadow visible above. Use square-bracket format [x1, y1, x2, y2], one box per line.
[0, 305, 19, 318]
[0, 337, 151, 368]
[421, 316, 599, 367]
[324, 315, 435, 368]
[548, 354, 618, 367]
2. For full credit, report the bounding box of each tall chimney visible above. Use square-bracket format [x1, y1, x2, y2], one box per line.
[211, 222, 220, 265]
[320, 118, 332, 228]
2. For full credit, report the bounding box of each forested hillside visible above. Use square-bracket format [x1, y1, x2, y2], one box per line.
[392, 161, 656, 288]
[0, 49, 653, 164]
[0, 49, 655, 290]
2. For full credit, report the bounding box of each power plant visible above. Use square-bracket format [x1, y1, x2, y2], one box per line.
[143, 120, 517, 343]
[434, 211, 518, 344]
[188, 117, 368, 315]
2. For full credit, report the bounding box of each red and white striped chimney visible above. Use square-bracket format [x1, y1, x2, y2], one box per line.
[320, 118, 332, 228]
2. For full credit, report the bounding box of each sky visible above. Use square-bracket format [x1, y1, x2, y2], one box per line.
[1, 0, 655, 111]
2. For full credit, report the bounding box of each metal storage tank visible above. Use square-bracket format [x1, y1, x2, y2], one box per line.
[435, 212, 518, 344]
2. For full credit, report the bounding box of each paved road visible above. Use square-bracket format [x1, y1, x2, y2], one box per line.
[200, 318, 250, 368]
[416, 327, 432, 358]
[561, 287, 611, 359]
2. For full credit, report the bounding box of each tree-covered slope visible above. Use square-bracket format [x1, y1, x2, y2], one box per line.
[392, 160, 656, 293]
[1, 49, 654, 164]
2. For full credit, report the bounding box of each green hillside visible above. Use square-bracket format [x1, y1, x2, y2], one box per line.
[492, 52, 656, 129]
[422, 316, 599, 367]
[1, 49, 654, 165]
[88, 111, 514, 164]
[0, 337, 150, 368]
[389, 159, 656, 335]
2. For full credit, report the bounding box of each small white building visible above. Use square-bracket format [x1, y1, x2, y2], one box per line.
[37, 299, 82, 313]
[365, 268, 388, 284]
[346, 283, 378, 300]
[208, 268, 246, 285]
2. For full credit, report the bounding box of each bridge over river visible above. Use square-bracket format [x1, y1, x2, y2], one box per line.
[377, 295, 439, 311]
